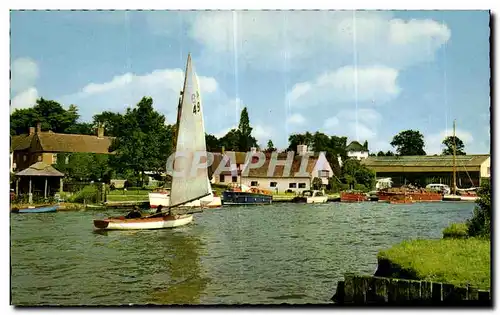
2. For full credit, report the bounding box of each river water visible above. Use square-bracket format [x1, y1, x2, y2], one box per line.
[10, 202, 474, 306]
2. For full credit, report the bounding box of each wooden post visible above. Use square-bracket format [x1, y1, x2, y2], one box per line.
[16, 178, 19, 196]
[60, 177, 63, 193]
[28, 177, 33, 204]
[44, 178, 48, 199]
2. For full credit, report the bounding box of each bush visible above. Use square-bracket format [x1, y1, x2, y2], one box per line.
[467, 180, 491, 238]
[442, 222, 468, 239]
[69, 185, 99, 204]
[353, 184, 367, 192]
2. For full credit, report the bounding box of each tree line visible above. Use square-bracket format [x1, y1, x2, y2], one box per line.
[10, 97, 468, 189]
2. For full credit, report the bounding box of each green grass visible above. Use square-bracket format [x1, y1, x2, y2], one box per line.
[107, 189, 150, 196]
[378, 238, 490, 290]
[106, 195, 149, 202]
[442, 222, 469, 239]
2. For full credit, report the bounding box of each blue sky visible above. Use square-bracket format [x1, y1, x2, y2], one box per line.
[10, 10, 490, 154]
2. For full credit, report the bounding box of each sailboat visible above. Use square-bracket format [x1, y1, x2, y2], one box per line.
[442, 120, 479, 202]
[94, 54, 213, 230]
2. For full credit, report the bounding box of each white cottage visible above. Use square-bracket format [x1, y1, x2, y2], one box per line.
[346, 140, 369, 160]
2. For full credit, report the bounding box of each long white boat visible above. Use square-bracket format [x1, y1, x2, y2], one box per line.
[148, 188, 222, 209]
[94, 54, 212, 230]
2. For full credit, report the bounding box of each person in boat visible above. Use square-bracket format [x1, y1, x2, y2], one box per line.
[125, 206, 142, 219]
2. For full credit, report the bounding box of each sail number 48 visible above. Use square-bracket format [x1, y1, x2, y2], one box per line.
[191, 92, 201, 114]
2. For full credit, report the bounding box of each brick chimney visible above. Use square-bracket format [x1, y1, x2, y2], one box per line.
[297, 144, 308, 156]
[97, 126, 104, 138]
[36, 122, 41, 133]
[29, 127, 35, 135]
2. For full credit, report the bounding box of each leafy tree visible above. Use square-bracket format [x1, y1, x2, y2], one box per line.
[362, 140, 368, 150]
[385, 150, 395, 156]
[237, 107, 258, 151]
[467, 180, 491, 238]
[219, 129, 240, 151]
[377, 151, 385, 156]
[442, 136, 466, 155]
[65, 122, 95, 135]
[109, 97, 173, 186]
[93, 111, 125, 137]
[340, 158, 375, 191]
[205, 133, 220, 152]
[10, 98, 80, 135]
[312, 177, 323, 190]
[266, 139, 276, 152]
[287, 132, 314, 152]
[55, 153, 111, 182]
[390, 130, 426, 156]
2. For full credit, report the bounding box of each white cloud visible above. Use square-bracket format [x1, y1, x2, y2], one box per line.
[10, 57, 40, 112]
[323, 108, 382, 143]
[289, 65, 400, 107]
[185, 11, 450, 71]
[11, 87, 39, 112]
[252, 124, 274, 147]
[11, 57, 39, 94]
[286, 113, 306, 125]
[60, 67, 220, 122]
[425, 128, 475, 155]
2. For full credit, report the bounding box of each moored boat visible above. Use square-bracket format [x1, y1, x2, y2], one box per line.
[11, 204, 59, 213]
[378, 186, 442, 203]
[222, 184, 272, 205]
[291, 190, 328, 204]
[149, 188, 222, 209]
[340, 191, 368, 202]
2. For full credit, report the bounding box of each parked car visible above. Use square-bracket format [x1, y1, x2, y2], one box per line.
[426, 183, 451, 195]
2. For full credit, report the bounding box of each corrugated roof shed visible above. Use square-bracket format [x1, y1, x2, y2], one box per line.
[361, 154, 490, 172]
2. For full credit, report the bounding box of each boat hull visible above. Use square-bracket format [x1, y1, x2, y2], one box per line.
[378, 191, 442, 202]
[12, 205, 59, 213]
[292, 196, 328, 204]
[340, 192, 368, 202]
[93, 214, 193, 230]
[222, 191, 272, 205]
[149, 192, 222, 209]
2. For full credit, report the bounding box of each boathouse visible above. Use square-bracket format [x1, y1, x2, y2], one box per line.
[361, 154, 491, 188]
[10, 123, 115, 172]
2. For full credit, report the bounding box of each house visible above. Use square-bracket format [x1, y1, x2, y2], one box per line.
[361, 154, 490, 188]
[211, 145, 335, 193]
[210, 149, 251, 185]
[10, 123, 115, 172]
[346, 140, 369, 160]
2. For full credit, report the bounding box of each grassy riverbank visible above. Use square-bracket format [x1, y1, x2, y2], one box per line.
[377, 238, 490, 290]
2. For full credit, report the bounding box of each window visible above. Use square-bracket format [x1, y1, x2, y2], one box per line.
[52, 154, 58, 164]
[289, 183, 297, 188]
[232, 176, 238, 183]
[219, 174, 225, 182]
[251, 181, 258, 187]
[23, 155, 27, 162]
[298, 183, 306, 188]
[319, 170, 330, 177]
[270, 182, 277, 187]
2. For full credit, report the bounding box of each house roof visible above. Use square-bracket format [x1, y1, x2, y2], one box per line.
[11, 131, 115, 154]
[361, 154, 490, 168]
[346, 141, 367, 152]
[244, 155, 319, 178]
[15, 161, 65, 177]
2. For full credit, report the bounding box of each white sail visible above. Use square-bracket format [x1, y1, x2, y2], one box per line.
[169, 54, 211, 210]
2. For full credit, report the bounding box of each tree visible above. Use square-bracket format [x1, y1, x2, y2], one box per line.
[390, 130, 426, 156]
[110, 97, 173, 186]
[10, 98, 80, 135]
[362, 140, 368, 150]
[442, 136, 466, 155]
[467, 180, 491, 238]
[205, 133, 220, 152]
[55, 153, 111, 182]
[287, 132, 314, 152]
[385, 151, 395, 156]
[266, 139, 276, 152]
[219, 129, 240, 151]
[340, 158, 375, 191]
[93, 111, 125, 137]
[312, 177, 323, 190]
[237, 107, 258, 151]
[377, 151, 385, 156]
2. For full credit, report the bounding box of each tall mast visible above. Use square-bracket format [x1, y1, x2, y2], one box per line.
[174, 53, 191, 150]
[452, 119, 457, 195]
